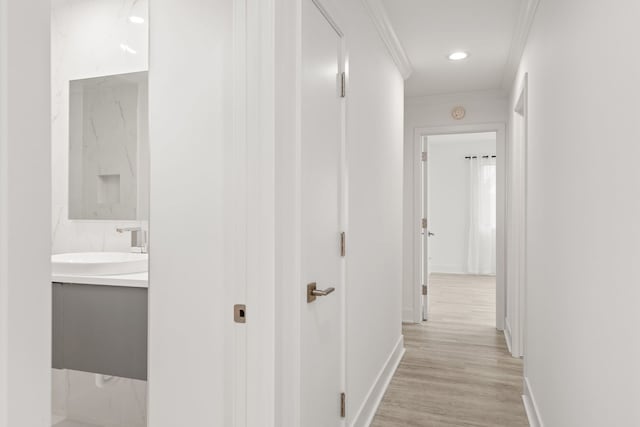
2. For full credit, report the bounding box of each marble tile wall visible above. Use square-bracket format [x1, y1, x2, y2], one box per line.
[53, 370, 146, 427]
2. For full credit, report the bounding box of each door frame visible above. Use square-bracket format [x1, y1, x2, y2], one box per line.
[1, 0, 276, 425]
[273, 0, 348, 425]
[507, 73, 528, 358]
[412, 123, 507, 330]
[0, 0, 52, 425]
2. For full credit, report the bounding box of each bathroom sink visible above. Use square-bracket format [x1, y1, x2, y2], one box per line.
[52, 252, 148, 276]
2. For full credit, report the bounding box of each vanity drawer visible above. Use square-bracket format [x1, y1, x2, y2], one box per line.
[52, 283, 147, 380]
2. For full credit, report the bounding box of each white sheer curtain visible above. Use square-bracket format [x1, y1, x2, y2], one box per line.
[467, 156, 497, 275]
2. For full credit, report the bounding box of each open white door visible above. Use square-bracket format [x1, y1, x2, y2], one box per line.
[421, 139, 431, 321]
[300, 0, 345, 425]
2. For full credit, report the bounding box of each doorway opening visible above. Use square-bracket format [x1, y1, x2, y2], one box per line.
[412, 123, 506, 330]
[50, 1, 150, 425]
[423, 132, 498, 326]
[422, 132, 498, 326]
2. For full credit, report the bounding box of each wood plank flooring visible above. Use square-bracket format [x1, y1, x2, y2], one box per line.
[371, 274, 529, 427]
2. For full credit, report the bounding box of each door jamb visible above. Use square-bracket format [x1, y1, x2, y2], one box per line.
[509, 73, 528, 358]
[0, 0, 51, 424]
[412, 123, 507, 330]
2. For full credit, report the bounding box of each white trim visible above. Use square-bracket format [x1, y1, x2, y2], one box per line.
[503, 320, 512, 354]
[231, 2, 248, 424]
[0, 0, 8, 421]
[360, 0, 413, 80]
[245, 0, 277, 425]
[506, 73, 528, 358]
[0, 1, 8, 422]
[274, 0, 302, 425]
[0, 1, 51, 425]
[312, 0, 344, 36]
[517, 74, 528, 359]
[241, 0, 276, 427]
[501, 0, 540, 89]
[349, 336, 405, 427]
[522, 376, 544, 427]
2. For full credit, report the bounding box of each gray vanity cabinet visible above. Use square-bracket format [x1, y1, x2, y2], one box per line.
[52, 283, 148, 380]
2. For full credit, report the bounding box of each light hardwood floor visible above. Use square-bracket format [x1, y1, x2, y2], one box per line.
[371, 274, 529, 427]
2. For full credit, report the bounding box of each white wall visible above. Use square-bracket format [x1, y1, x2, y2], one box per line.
[149, 1, 277, 425]
[51, 0, 148, 254]
[427, 134, 496, 274]
[511, 0, 640, 425]
[148, 0, 239, 426]
[0, 0, 51, 426]
[403, 91, 507, 321]
[341, 1, 404, 424]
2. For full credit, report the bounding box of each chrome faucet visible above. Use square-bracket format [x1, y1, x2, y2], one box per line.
[116, 227, 147, 253]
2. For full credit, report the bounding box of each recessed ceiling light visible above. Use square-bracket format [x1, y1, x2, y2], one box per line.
[448, 51, 469, 61]
[129, 16, 145, 24]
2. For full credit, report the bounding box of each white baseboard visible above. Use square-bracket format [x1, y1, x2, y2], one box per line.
[503, 319, 513, 354]
[522, 376, 544, 427]
[350, 335, 405, 427]
[52, 415, 66, 425]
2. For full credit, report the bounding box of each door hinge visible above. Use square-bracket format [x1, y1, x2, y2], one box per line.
[340, 72, 346, 98]
[422, 285, 428, 296]
[340, 392, 346, 418]
[421, 151, 428, 161]
[421, 218, 428, 229]
[340, 232, 346, 257]
[234, 304, 246, 323]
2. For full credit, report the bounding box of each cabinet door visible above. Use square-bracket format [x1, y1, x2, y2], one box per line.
[59, 283, 148, 380]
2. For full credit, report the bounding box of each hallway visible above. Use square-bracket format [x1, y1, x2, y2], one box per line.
[372, 274, 528, 426]
[3, 0, 640, 425]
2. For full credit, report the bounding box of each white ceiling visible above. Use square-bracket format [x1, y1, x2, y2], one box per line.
[381, 0, 525, 97]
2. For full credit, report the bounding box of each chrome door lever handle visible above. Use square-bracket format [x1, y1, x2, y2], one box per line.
[312, 287, 335, 296]
[307, 282, 336, 303]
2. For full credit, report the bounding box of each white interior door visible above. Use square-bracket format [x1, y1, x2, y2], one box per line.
[422, 139, 431, 321]
[301, 1, 345, 426]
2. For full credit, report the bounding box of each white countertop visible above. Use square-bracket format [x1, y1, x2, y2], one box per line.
[52, 271, 148, 288]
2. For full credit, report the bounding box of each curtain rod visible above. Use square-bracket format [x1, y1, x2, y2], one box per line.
[465, 155, 497, 159]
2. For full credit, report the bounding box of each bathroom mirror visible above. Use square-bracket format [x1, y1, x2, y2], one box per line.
[68, 71, 148, 220]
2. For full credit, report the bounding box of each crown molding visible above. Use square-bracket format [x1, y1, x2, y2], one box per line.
[501, 0, 541, 90]
[361, 0, 413, 80]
